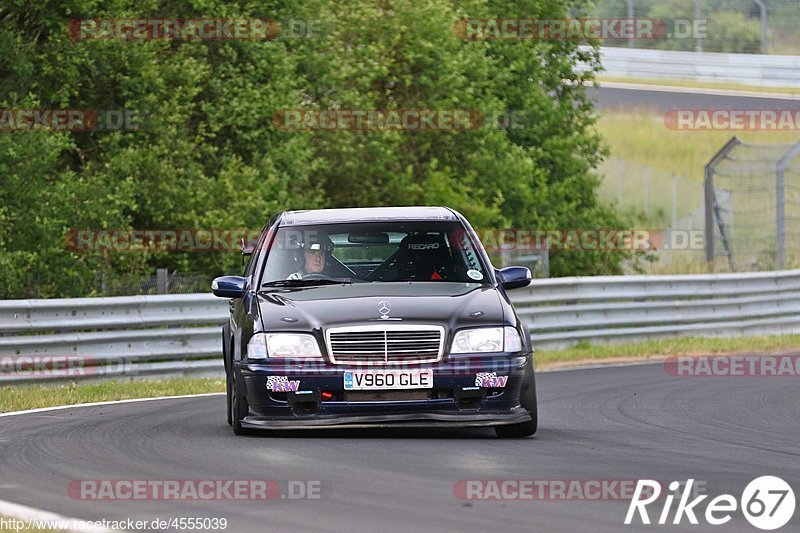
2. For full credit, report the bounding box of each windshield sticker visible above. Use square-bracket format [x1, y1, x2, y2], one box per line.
[467, 269, 483, 281]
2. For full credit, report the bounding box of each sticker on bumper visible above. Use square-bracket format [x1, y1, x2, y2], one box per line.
[266, 376, 300, 392]
[475, 372, 508, 388]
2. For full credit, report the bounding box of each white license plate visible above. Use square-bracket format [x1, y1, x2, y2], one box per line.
[343, 369, 433, 390]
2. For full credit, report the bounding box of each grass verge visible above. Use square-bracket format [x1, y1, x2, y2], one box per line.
[2, 336, 800, 413]
[536, 334, 800, 368]
[0, 377, 224, 414]
[596, 108, 800, 180]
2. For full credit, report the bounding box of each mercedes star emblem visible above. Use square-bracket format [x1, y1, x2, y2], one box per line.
[378, 301, 391, 319]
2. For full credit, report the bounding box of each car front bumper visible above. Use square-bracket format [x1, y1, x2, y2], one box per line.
[235, 354, 532, 429]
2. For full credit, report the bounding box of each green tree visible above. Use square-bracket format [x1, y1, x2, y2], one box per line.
[0, 0, 321, 296]
[291, 0, 628, 275]
[0, 0, 629, 298]
[705, 11, 761, 53]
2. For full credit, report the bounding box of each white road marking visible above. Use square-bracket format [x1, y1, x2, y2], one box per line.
[0, 361, 661, 531]
[0, 360, 665, 419]
[0, 392, 224, 418]
[0, 392, 225, 532]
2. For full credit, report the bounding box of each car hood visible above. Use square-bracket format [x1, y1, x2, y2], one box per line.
[256, 282, 507, 332]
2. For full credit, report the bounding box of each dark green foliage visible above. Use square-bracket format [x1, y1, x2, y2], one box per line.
[0, 0, 627, 297]
[592, 0, 765, 53]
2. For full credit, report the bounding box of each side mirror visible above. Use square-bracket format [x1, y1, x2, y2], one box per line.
[212, 276, 247, 298]
[497, 266, 531, 291]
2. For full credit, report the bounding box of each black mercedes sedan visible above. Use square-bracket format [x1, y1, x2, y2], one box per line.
[212, 206, 537, 437]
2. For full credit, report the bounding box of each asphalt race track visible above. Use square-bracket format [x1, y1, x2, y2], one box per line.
[592, 83, 800, 111]
[1, 363, 797, 532]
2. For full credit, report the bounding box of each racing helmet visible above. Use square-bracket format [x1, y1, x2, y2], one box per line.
[298, 233, 334, 253]
[293, 232, 334, 271]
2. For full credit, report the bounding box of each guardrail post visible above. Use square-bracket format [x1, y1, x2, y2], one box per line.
[157, 268, 169, 294]
[540, 240, 550, 278]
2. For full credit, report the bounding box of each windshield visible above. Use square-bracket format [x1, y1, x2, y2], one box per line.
[260, 221, 489, 285]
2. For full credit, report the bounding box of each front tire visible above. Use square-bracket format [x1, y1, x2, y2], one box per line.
[496, 357, 538, 438]
[225, 370, 233, 426]
[231, 370, 252, 436]
[223, 329, 232, 426]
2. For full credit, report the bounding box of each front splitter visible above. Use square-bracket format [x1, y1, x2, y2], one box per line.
[240, 409, 531, 430]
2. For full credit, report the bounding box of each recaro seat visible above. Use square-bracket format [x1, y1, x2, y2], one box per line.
[375, 232, 452, 281]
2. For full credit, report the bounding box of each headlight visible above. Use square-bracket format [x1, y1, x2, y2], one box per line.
[451, 327, 522, 354]
[503, 326, 522, 352]
[247, 333, 322, 359]
[247, 333, 268, 359]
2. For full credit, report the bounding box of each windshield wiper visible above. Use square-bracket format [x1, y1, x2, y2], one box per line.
[260, 278, 359, 289]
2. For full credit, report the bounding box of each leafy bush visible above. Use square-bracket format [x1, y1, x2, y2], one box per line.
[0, 0, 629, 298]
[705, 11, 762, 54]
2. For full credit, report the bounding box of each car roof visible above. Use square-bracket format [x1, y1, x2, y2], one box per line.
[279, 206, 460, 226]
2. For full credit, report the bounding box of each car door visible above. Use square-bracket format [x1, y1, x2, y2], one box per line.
[231, 221, 274, 363]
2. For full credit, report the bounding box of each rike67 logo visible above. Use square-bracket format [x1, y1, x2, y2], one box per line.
[626, 477, 796, 530]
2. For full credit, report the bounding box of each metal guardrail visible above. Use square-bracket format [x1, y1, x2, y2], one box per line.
[2, 270, 799, 383]
[0, 294, 228, 384]
[515, 270, 800, 346]
[596, 46, 800, 88]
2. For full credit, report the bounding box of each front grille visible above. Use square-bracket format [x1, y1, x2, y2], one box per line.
[326, 325, 444, 365]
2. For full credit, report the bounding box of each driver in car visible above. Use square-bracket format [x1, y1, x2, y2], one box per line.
[287, 236, 333, 279]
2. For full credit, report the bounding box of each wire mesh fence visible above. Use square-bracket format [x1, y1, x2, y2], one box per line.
[596, 157, 708, 272]
[94, 270, 212, 296]
[597, 156, 704, 232]
[707, 139, 800, 272]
